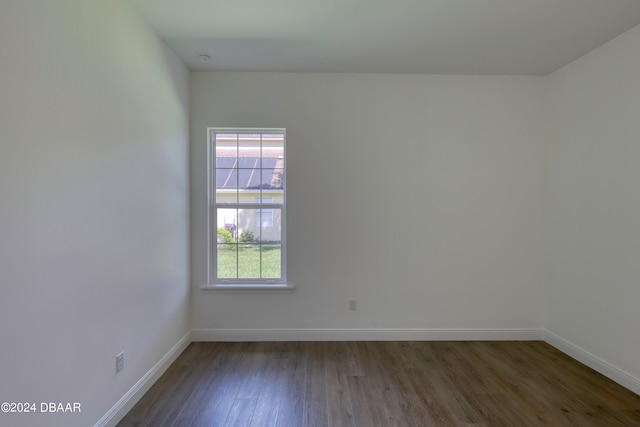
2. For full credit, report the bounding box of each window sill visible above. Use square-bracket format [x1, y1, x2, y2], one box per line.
[199, 283, 294, 293]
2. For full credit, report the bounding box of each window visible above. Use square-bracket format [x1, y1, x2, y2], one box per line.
[208, 129, 287, 288]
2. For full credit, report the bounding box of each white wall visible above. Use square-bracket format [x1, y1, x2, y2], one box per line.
[545, 24, 640, 386]
[191, 72, 545, 334]
[0, 1, 190, 426]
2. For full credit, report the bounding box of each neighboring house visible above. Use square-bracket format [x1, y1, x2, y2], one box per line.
[215, 135, 284, 243]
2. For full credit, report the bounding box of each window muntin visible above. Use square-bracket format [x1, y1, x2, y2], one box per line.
[209, 129, 286, 285]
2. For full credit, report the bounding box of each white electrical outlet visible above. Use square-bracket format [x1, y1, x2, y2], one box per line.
[349, 299, 357, 311]
[116, 352, 125, 373]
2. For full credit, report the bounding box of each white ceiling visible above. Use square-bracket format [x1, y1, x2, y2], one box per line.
[131, 0, 640, 75]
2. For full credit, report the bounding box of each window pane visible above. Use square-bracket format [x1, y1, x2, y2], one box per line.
[238, 243, 261, 279]
[261, 244, 281, 278]
[238, 166, 260, 191]
[236, 207, 257, 241]
[216, 134, 237, 163]
[260, 159, 282, 189]
[256, 196, 273, 204]
[256, 209, 273, 228]
[215, 133, 238, 204]
[260, 166, 284, 190]
[262, 208, 281, 242]
[217, 208, 238, 241]
[215, 169, 237, 203]
[237, 157, 259, 169]
[238, 134, 261, 159]
[262, 132, 283, 191]
[262, 134, 284, 161]
[217, 244, 237, 279]
[215, 156, 237, 168]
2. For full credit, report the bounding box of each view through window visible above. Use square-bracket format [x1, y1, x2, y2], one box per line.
[209, 129, 286, 284]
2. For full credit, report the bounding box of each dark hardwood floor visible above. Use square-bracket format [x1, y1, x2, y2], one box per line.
[118, 341, 640, 426]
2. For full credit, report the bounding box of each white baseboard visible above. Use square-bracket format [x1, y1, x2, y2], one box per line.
[544, 330, 640, 396]
[191, 327, 544, 342]
[94, 331, 192, 427]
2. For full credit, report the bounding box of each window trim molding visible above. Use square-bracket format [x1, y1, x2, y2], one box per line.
[206, 127, 288, 290]
[199, 283, 294, 293]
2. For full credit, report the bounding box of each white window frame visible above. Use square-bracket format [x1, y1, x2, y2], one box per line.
[203, 128, 291, 291]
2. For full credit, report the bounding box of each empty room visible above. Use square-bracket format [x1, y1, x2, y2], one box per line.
[1, 0, 640, 426]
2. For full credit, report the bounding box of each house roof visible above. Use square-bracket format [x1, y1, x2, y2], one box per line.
[216, 157, 284, 190]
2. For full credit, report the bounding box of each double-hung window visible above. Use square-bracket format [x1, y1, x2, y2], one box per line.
[208, 128, 288, 289]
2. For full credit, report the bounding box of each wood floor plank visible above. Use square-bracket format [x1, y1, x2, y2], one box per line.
[324, 343, 355, 427]
[405, 367, 459, 426]
[363, 342, 413, 427]
[459, 343, 567, 426]
[248, 359, 281, 427]
[118, 341, 640, 427]
[346, 375, 382, 426]
[186, 343, 258, 427]
[373, 342, 437, 427]
[275, 343, 306, 427]
[301, 342, 328, 427]
[225, 398, 258, 427]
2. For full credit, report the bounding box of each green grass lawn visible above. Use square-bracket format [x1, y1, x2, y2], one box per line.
[217, 245, 281, 279]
